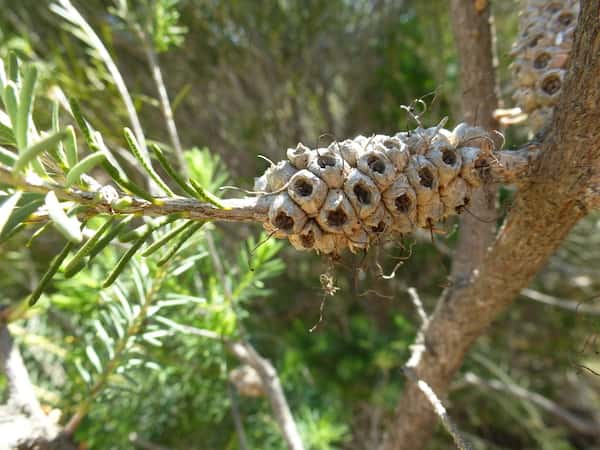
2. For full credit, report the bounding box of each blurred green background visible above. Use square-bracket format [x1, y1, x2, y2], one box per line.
[0, 1, 599, 449]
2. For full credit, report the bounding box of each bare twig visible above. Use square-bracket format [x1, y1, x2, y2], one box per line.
[521, 288, 600, 315]
[461, 372, 600, 437]
[137, 27, 187, 175]
[399, 288, 472, 450]
[228, 340, 305, 450]
[228, 383, 251, 450]
[403, 368, 473, 450]
[407, 287, 429, 327]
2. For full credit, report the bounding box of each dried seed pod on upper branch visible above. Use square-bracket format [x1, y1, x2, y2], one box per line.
[511, 0, 579, 134]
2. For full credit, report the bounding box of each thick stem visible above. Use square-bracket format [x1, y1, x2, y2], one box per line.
[449, 0, 500, 282]
[0, 143, 535, 228]
[382, 3, 600, 449]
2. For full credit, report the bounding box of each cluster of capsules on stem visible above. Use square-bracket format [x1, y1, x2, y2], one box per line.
[511, 0, 579, 133]
[253, 122, 496, 257]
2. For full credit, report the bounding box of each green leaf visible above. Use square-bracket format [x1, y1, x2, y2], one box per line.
[0, 191, 22, 235]
[3, 82, 19, 133]
[7, 52, 19, 83]
[142, 220, 194, 257]
[28, 241, 75, 306]
[64, 151, 106, 186]
[45, 191, 83, 243]
[0, 123, 15, 146]
[64, 125, 78, 168]
[150, 143, 197, 197]
[86, 344, 103, 373]
[68, 97, 93, 146]
[48, 102, 67, 166]
[86, 216, 133, 264]
[102, 228, 153, 288]
[157, 221, 204, 266]
[0, 59, 6, 92]
[64, 217, 115, 277]
[75, 359, 92, 385]
[13, 130, 69, 174]
[0, 195, 44, 241]
[118, 216, 176, 243]
[189, 178, 228, 209]
[0, 146, 17, 165]
[101, 159, 154, 202]
[94, 319, 114, 359]
[16, 64, 38, 150]
[123, 128, 174, 196]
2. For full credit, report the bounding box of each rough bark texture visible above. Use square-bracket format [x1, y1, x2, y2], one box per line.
[381, 2, 600, 449]
[448, 0, 499, 278]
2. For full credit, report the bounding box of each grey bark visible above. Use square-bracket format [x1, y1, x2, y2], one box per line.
[381, 2, 600, 449]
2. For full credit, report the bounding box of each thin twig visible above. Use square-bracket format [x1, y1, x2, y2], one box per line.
[53, 0, 160, 193]
[228, 340, 305, 450]
[137, 27, 187, 175]
[228, 383, 251, 450]
[521, 288, 600, 315]
[403, 368, 473, 450]
[407, 287, 429, 327]
[461, 372, 600, 437]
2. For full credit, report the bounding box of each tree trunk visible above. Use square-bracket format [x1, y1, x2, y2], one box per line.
[382, 1, 600, 448]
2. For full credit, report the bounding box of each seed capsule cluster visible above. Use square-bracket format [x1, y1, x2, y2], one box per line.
[512, 0, 579, 133]
[255, 123, 494, 256]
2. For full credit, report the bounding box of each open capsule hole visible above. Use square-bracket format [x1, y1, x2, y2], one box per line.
[557, 12, 574, 26]
[372, 221, 386, 233]
[442, 149, 457, 166]
[274, 212, 294, 231]
[318, 155, 336, 168]
[418, 167, 434, 188]
[542, 74, 561, 95]
[529, 34, 543, 48]
[534, 52, 551, 69]
[353, 184, 371, 204]
[367, 156, 386, 174]
[294, 179, 313, 197]
[300, 231, 315, 248]
[327, 209, 347, 227]
[395, 194, 412, 213]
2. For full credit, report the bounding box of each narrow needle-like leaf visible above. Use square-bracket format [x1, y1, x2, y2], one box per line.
[189, 179, 229, 209]
[102, 228, 153, 288]
[142, 220, 194, 257]
[123, 128, 174, 196]
[0, 191, 22, 235]
[65, 151, 106, 186]
[13, 130, 69, 173]
[45, 191, 83, 242]
[64, 217, 115, 277]
[28, 241, 75, 306]
[150, 143, 197, 197]
[157, 221, 205, 266]
[16, 65, 38, 150]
